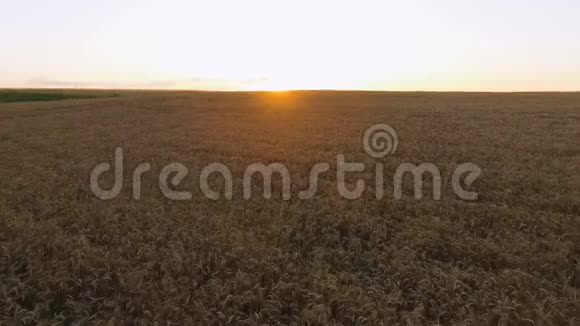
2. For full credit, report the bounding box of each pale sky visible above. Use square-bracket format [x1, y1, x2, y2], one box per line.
[1, 0, 579, 91]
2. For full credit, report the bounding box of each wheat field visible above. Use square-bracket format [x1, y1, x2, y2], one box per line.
[1, 90, 579, 325]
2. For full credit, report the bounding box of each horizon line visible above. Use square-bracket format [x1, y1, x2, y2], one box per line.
[1, 87, 580, 94]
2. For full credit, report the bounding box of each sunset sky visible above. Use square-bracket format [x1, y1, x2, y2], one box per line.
[1, 0, 579, 91]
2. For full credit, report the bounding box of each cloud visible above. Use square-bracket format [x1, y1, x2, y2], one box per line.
[22, 76, 271, 90]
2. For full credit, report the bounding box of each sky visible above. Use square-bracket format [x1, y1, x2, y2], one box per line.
[1, 0, 579, 91]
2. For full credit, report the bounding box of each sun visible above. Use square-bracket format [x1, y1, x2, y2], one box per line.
[246, 79, 297, 92]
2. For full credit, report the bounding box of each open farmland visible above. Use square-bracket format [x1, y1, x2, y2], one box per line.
[0, 90, 579, 325]
[0, 89, 118, 103]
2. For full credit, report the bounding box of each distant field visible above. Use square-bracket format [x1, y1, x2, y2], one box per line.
[0, 89, 118, 103]
[0, 90, 579, 324]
